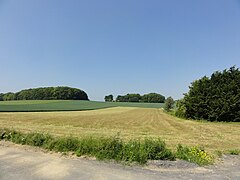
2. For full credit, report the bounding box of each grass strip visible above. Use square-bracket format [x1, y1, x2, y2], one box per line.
[0, 128, 215, 165]
[0, 128, 174, 164]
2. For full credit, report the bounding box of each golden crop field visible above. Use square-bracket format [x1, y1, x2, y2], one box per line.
[0, 107, 239, 153]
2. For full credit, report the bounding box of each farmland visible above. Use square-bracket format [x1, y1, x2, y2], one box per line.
[0, 101, 239, 153]
[0, 100, 164, 112]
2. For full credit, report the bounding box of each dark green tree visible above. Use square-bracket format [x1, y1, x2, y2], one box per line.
[104, 95, 113, 102]
[1, 87, 89, 101]
[116, 94, 141, 102]
[164, 96, 174, 112]
[182, 66, 240, 122]
[142, 93, 165, 103]
[0, 93, 4, 101]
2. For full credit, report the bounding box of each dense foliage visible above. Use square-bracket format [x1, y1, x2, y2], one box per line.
[116, 94, 141, 102]
[180, 66, 240, 122]
[104, 94, 113, 102]
[0, 87, 89, 101]
[141, 93, 165, 103]
[164, 96, 174, 112]
[116, 93, 165, 103]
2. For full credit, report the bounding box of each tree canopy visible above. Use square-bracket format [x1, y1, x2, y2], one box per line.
[116, 93, 165, 103]
[104, 94, 113, 102]
[142, 93, 165, 103]
[180, 66, 240, 122]
[164, 96, 174, 112]
[0, 87, 89, 101]
[116, 94, 141, 102]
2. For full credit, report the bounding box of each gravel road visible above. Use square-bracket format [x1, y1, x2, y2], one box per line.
[0, 141, 239, 180]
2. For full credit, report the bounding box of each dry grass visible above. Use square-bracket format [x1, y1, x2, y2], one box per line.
[0, 107, 239, 153]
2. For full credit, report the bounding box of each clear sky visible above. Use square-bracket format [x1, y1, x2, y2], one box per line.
[0, 0, 239, 101]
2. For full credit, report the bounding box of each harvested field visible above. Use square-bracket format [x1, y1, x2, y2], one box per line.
[0, 107, 239, 153]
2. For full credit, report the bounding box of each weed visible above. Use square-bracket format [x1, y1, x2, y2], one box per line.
[176, 144, 214, 165]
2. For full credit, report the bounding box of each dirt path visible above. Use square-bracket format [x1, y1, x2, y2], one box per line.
[0, 141, 239, 180]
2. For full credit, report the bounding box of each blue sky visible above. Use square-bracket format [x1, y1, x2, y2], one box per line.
[0, 0, 239, 101]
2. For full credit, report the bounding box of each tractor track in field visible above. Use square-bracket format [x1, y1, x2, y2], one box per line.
[0, 141, 240, 180]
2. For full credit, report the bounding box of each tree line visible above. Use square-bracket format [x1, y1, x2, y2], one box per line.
[105, 93, 165, 103]
[175, 66, 240, 122]
[0, 87, 89, 101]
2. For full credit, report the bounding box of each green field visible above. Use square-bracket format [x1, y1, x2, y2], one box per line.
[0, 100, 164, 112]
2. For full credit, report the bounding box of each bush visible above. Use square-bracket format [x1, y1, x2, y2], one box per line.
[175, 99, 186, 118]
[176, 144, 214, 165]
[164, 97, 174, 112]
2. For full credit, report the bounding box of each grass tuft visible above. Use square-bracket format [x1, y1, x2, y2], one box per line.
[228, 149, 240, 155]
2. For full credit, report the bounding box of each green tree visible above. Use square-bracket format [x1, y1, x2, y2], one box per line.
[0, 93, 3, 101]
[182, 66, 240, 122]
[142, 93, 165, 103]
[104, 95, 113, 102]
[3, 92, 16, 101]
[1, 87, 89, 101]
[164, 96, 174, 112]
[116, 94, 141, 102]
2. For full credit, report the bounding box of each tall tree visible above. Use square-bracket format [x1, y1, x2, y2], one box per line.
[182, 66, 240, 122]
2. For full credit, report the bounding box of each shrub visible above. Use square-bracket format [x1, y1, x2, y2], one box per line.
[176, 144, 214, 165]
[175, 99, 186, 118]
[164, 97, 174, 112]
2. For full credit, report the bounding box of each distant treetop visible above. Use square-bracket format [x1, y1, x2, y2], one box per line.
[0, 86, 89, 101]
[115, 93, 165, 103]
